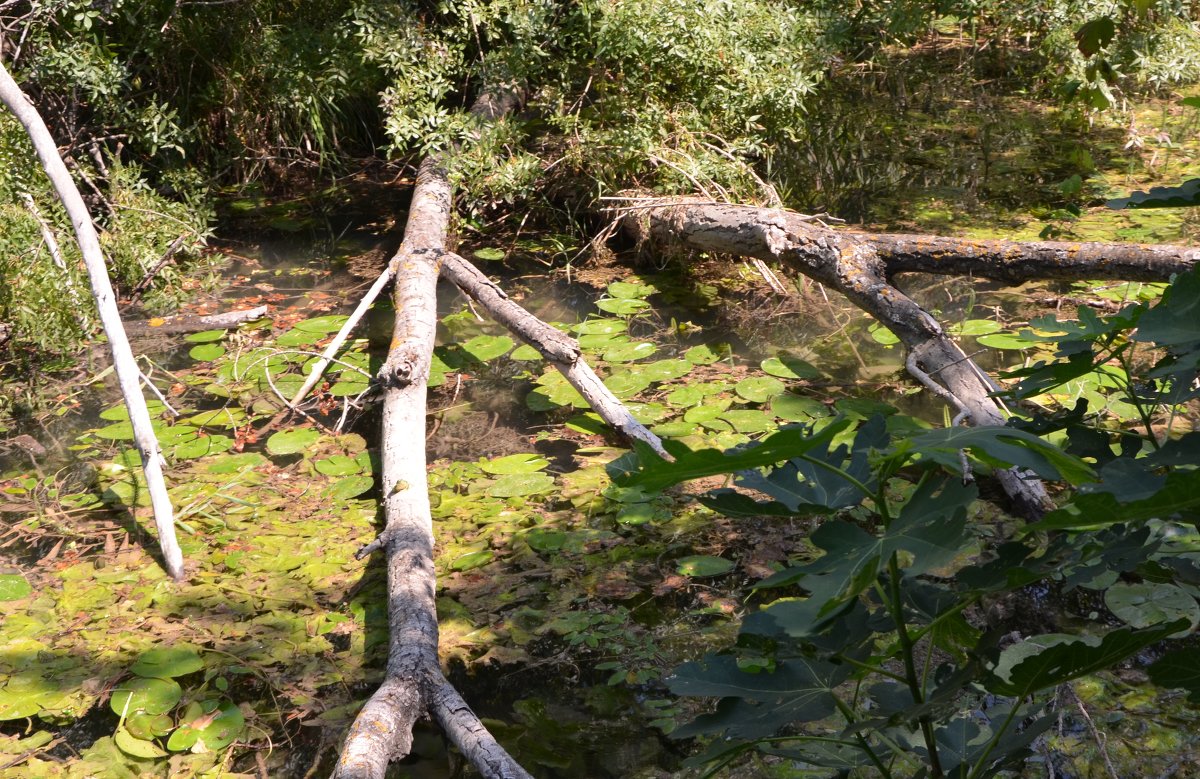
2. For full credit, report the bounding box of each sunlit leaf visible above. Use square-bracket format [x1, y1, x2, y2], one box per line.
[131, 646, 204, 679]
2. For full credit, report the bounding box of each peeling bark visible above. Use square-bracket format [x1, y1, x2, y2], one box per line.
[623, 199, 1055, 516]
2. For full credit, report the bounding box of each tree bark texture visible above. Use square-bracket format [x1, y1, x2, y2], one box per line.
[122, 305, 268, 338]
[334, 158, 532, 779]
[623, 200, 1059, 516]
[440, 252, 670, 458]
[0, 61, 186, 580]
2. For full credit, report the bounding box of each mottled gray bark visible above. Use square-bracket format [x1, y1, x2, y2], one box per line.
[122, 306, 267, 338]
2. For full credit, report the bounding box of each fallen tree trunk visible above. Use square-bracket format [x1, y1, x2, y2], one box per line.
[0, 60, 185, 581]
[122, 305, 268, 338]
[334, 91, 535, 777]
[623, 200, 1065, 515]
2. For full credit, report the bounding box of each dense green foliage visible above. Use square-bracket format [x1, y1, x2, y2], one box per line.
[3, 0, 1199, 351]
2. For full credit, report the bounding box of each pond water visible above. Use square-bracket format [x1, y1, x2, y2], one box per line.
[0, 225, 1190, 779]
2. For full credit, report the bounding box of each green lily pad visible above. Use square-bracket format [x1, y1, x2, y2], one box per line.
[651, 421, 697, 438]
[93, 421, 135, 440]
[596, 298, 651, 315]
[184, 329, 226, 343]
[666, 386, 704, 407]
[314, 455, 363, 476]
[683, 344, 729, 365]
[573, 319, 627, 335]
[488, 472, 556, 497]
[772, 393, 828, 422]
[525, 529, 569, 553]
[131, 646, 204, 679]
[977, 332, 1039, 350]
[110, 677, 182, 717]
[126, 712, 174, 740]
[868, 323, 900, 345]
[951, 318, 1003, 336]
[676, 555, 735, 578]
[450, 549, 494, 571]
[603, 341, 656, 362]
[480, 454, 550, 475]
[0, 688, 42, 720]
[266, 428, 321, 456]
[172, 435, 233, 460]
[510, 344, 543, 361]
[293, 315, 349, 334]
[275, 328, 325, 347]
[761, 356, 821, 380]
[186, 409, 245, 428]
[604, 372, 652, 397]
[721, 409, 776, 433]
[641, 359, 693, 383]
[735, 376, 786, 403]
[607, 280, 654, 299]
[206, 452, 267, 474]
[326, 475, 374, 499]
[473, 247, 506, 261]
[114, 728, 167, 758]
[188, 343, 226, 361]
[0, 574, 32, 601]
[462, 334, 514, 362]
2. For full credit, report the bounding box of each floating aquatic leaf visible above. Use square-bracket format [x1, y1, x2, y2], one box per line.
[293, 315, 349, 334]
[665, 386, 704, 407]
[451, 549, 494, 571]
[761, 356, 820, 380]
[772, 393, 827, 422]
[275, 328, 324, 347]
[488, 472, 556, 497]
[184, 329, 226, 343]
[473, 247, 506, 261]
[110, 677, 182, 717]
[720, 409, 775, 434]
[596, 297, 651, 315]
[735, 376, 785, 403]
[314, 455, 362, 476]
[607, 280, 654, 299]
[604, 372, 652, 397]
[327, 475, 374, 499]
[0, 574, 32, 601]
[186, 409, 245, 428]
[641, 359, 692, 383]
[328, 379, 370, 397]
[573, 319, 627, 335]
[172, 435, 233, 460]
[617, 503, 661, 525]
[131, 646, 204, 679]
[266, 428, 321, 456]
[676, 555, 734, 577]
[603, 341, 656, 362]
[206, 452, 267, 474]
[480, 454, 550, 475]
[510, 344, 542, 361]
[462, 334, 514, 362]
[188, 343, 226, 361]
[525, 529, 568, 553]
[652, 421, 698, 438]
[94, 421, 135, 440]
[950, 318, 1003, 336]
[0, 687, 42, 720]
[114, 727, 167, 758]
[126, 712, 173, 740]
[683, 344, 727, 365]
[976, 332, 1039, 350]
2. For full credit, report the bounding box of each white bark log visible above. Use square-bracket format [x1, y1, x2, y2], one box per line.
[0, 62, 185, 580]
[440, 252, 670, 458]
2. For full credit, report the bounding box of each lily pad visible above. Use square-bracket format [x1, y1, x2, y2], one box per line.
[480, 454, 550, 475]
[314, 455, 363, 476]
[684, 344, 728, 365]
[641, 359, 693, 383]
[772, 393, 828, 422]
[596, 298, 651, 315]
[293, 315, 349, 334]
[275, 328, 325, 347]
[1105, 582, 1200, 635]
[266, 428, 321, 456]
[573, 319, 627, 335]
[977, 332, 1039, 350]
[676, 555, 735, 577]
[450, 549, 494, 571]
[473, 247, 506, 261]
[488, 472, 556, 497]
[510, 344, 543, 361]
[186, 409, 245, 428]
[131, 646, 204, 679]
[525, 529, 568, 553]
[603, 341, 656, 363]
[114, 727, 168, 759]
[326, 475, 374, 499]
[206, 452, 267, 474]
[761, 356, 821, 380]
[462, 334, 514, 362]
[735, 376, 786, 403]
[188, 343, 226, 361]
[184, 329, 226, 343]
[666, 386, 704, 407]
[0, 574, 32, 601]
[0, 688, 42, 720]
[607, 280, 655, 299]
[110, 677, 182, 717]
